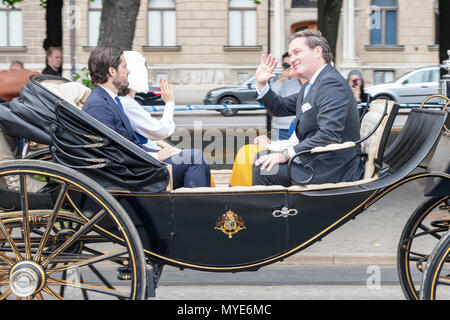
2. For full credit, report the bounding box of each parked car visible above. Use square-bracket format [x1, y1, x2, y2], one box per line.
[365, 66, 440, 105]
[134, 86, 165, 106]
[204, 70, 281, 116]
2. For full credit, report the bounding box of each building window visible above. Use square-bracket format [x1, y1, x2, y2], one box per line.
[369, 0, 397, 46]
[0, 3, 22, 47]
[374, 70, 395, 85]
[291, 0, 318, 8]
[148, 0, 176, 47]
[88, 0, 102, 47]
[228, 0, 257, 46]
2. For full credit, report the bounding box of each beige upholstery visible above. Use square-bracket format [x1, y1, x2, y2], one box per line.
[307, 99, 394, 179]
[172, 176, 378, 193]
[311, 141, 356, 154]
[359, 99, 394, 179]
[40, 80, 91, 109]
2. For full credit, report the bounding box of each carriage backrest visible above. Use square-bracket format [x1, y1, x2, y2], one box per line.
[40, 80, 91, 109]
[6, 75, 171, 193]
[383, 108, 448, 175]
[359, 99, 399, 179]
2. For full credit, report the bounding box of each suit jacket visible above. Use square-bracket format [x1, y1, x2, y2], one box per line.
[82, 85, 155, 152]
[258, 63, 364, 183]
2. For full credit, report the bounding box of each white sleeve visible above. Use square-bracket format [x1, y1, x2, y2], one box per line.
[256, 83, 270, 97]
[267, 132, 299, 151]
[122, 96, 176, 141]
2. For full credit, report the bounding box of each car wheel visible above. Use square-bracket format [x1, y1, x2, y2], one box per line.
[375, 95, 395, 102]
[219, 96, 239, 117]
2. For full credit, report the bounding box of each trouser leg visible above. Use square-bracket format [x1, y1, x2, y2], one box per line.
[165, 149, 211, 188]
[252, 150, 312, 186]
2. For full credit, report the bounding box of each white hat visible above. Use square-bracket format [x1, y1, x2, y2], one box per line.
[123, 51, 148, 93]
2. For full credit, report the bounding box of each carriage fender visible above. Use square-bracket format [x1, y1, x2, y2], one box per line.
[364, 172, 450, 210]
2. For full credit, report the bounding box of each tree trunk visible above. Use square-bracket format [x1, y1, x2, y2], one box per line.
[439, 0, 450, 65]
[97, 0, 141, 50]
[43, 0, 63, 51]
[318, 0, 342, 63]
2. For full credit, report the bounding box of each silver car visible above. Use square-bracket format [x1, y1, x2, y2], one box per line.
[365, 66, 440, 105]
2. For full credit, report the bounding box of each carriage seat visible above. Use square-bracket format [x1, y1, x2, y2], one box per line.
[40, 80, 91, 109]
[38, 79, 398, 193]
[173, 100, 398, 193]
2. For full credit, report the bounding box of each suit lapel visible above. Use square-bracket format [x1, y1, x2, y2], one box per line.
[293, 84, 306, 138]
[293, 64, 332, 139]
[95, 86, 136, 139]
[308, 63, 332, 98]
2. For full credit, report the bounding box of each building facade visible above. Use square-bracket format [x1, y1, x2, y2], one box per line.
[0, 0, 439, 87]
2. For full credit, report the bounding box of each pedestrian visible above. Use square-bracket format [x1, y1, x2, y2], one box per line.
[270, 52, 302, 140]
[347, 69, 370, 103]
[42, 47, 63, 76]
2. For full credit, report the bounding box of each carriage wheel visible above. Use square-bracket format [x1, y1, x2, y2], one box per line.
[0, 160, 146, 300]
[420, 230, 450, 300]
[397, 196, 450, 300]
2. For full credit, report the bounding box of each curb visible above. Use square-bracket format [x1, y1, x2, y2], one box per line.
[280, 254, 397, 265]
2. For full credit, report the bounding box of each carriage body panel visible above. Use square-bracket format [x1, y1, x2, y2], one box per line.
[108, 188, 373, 271]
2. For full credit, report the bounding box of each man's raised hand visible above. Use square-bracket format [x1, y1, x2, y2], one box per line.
[255, 54, 278, 92]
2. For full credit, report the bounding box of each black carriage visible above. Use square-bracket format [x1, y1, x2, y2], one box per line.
[0, 75, 448, 300]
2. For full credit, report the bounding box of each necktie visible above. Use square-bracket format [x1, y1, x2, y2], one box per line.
[303, 82, 311, 100]
[114, 96, 125, 113]
[114, 96, 148, 145]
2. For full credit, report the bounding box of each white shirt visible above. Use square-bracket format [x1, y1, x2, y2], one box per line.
[119, 95, 175, 142]
[98, 85, 118, 101]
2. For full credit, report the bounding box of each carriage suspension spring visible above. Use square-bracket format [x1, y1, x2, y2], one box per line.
[117, 266, 131, 281]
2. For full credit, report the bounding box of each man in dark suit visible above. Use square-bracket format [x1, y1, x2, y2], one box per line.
[82, 47, 211, 188]
[252, 30, 365, 186]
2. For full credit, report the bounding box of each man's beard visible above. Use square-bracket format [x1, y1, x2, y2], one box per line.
[113, 78, 129, 91]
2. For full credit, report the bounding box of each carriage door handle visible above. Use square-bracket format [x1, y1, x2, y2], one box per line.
[272, 207, 298, 218]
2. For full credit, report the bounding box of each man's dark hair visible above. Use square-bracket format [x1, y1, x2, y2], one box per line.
[88, 47, 123, 85]
[118, 87, 130, 97]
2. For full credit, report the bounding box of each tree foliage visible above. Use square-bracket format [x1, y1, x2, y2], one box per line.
[2, 0, 46, 8]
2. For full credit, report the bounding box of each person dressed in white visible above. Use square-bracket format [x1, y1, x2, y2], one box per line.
[119, 51, 176, 151]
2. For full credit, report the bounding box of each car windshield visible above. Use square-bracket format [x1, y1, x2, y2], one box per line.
[396, 68, 439, 84]
[240, 76, 255, 86]
[239, 70, 282, 86]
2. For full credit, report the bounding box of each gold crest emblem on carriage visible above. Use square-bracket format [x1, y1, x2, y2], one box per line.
[214, 210, 246, 239]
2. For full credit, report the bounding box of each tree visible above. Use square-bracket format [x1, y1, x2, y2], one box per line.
[318, 0, 342, 63]
[97, 0, 141, 50]
[439, 0, 450, 66]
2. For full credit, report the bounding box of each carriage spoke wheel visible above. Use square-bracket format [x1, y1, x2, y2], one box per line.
[397, 196, 450, 300]
[420, 230, 450, 300]
[0, 160, 146, 300]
